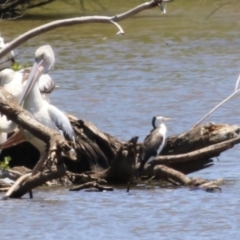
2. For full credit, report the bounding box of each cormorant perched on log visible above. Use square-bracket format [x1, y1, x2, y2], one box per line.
[138, 115, 171, 176]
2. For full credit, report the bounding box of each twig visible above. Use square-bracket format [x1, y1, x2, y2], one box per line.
[206, 0, 236, 20]
[69, 181, 114, 191]
[110, 20, 125, 35]
[193, 75, 240, 128]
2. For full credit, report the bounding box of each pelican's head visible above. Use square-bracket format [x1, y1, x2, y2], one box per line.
[35, 45, 55, 73]
[152, 115, 171, 128]
[0, 69, 15, 86]
[20, 45, 55, 105]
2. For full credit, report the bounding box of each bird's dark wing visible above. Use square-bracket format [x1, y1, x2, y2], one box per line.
[142, 128, 163, 162]
[138, 129, 163, 175]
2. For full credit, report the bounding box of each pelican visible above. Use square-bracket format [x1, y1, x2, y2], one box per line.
[1, 45, 76, 176]
[0, 68, 55, 103]
[138, 116, 171, 176]
[0, 68, 55, 145]
[0, 37, 14, 71]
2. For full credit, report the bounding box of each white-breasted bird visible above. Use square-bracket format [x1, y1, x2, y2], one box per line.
[138, 115, 171, 176]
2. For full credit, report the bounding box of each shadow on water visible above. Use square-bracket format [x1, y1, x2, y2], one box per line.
[1, 0, 240, 239]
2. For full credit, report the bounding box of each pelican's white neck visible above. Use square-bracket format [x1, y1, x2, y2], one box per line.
[24, 76, 42, 109]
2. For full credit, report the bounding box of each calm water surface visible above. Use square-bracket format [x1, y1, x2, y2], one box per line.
[1, 0, 240, 239]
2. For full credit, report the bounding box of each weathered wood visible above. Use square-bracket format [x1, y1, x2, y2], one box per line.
[93, 136, 138, 184]
[154, 165, 191, 185]
[3, 165, 66, 199]
[152, 165, 222, 192]
[69, 181, 114, 192]
[162, 123, 240, 155]
[152, 134, 240, 165]
[66, 116, 122, 173]
[0, 87, 238, 196]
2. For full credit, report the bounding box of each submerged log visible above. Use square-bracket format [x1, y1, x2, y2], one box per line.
[0, 86, 239, 197]
[1, 118, 239, 188]
[3, 165, 66, 199]
[69, 181, 114, 192]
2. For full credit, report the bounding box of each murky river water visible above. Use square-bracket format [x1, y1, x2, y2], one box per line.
[1, 0, 240, 239]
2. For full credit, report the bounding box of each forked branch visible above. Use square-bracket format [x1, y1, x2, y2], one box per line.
[0, 0, 173, 58]
[193, 75, 240, 128]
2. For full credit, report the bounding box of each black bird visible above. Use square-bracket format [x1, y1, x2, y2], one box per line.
[138, 115, 171, 176]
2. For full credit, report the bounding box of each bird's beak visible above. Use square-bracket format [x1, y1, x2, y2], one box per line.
[158, 2, 166, 14]
[163, 117, 172, 121]
[20, 60, 44, 105]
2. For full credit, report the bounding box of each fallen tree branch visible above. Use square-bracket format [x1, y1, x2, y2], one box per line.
[69, 181, 113, 191]
[0, 0, 172, 58]
[206, 0, 237, 20]
[0, 187, 10, 192]
[151, 135, 240, 165]
[193, 74, 240, 128]
[3, 165, 66, 199]
[154, 165, 191, 185]
[153, 165, 222, 192]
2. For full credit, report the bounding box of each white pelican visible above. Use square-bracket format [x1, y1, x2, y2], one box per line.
[0, 68, 55, 103]
[0, 37, 14, 71]
[138, 116, 171, 176]
[19, 67, 55, 102]
[1, 45, 76, 175]
[0, 68, 55, 145]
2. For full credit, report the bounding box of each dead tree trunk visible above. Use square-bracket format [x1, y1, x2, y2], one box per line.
[0, 86, 239, 196]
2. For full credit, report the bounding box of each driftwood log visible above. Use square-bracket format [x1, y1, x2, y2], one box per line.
[0, 86, 239, 197]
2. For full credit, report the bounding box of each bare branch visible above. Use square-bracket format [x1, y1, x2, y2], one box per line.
[206, 0, 237, 20]
[0, 0, 161, 58]
[193, 75, 240, 128]
[151, 134, 240, 166]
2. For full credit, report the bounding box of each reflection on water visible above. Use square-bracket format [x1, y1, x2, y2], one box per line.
[1, 0, 240, 239]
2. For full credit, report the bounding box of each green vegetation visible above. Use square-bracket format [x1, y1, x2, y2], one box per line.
[0, 156, 11, 170]
[11, 62, 30, 71]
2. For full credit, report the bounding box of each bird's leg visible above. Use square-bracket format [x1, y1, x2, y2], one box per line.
[31, 152, 48, 176]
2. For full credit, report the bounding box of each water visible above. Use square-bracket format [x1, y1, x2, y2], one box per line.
[1, 0, 240, 239]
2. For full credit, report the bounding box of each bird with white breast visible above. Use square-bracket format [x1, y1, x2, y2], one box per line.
[138, 115, 171, 176]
